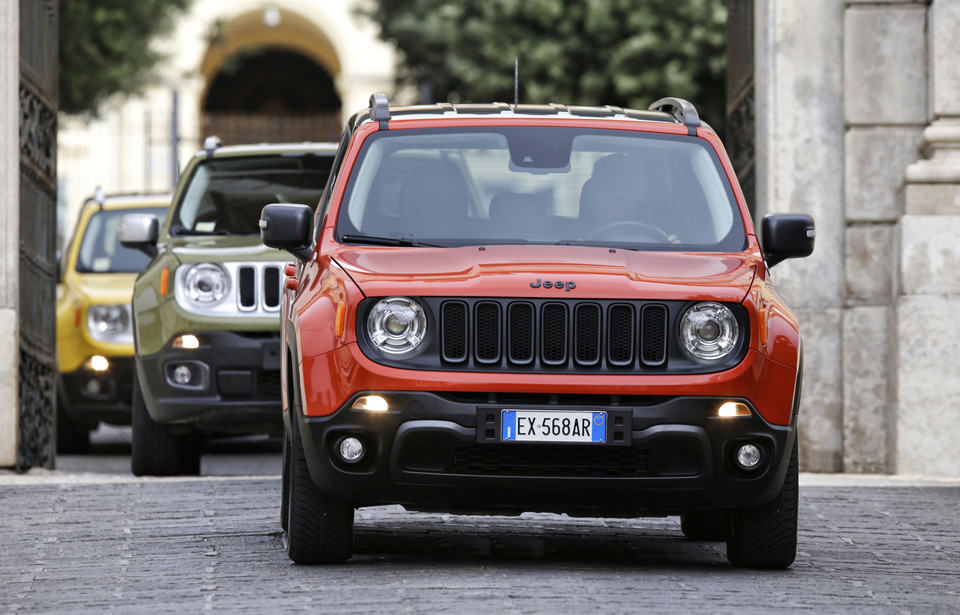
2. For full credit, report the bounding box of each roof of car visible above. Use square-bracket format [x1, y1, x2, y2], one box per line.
[81, 192, 172, 210]
[193, 141, 340, 161]
[346, 96, 709, 133]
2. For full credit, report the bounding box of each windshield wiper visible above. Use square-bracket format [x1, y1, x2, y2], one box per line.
[340, 234, 442, 248]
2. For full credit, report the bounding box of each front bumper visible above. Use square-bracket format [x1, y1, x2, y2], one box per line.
[137, 331, 283, 434]
[58, 356, 135, 427]
[295, 391, 797, 517]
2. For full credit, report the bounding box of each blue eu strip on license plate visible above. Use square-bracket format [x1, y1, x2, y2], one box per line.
[501, 410, 606, 444]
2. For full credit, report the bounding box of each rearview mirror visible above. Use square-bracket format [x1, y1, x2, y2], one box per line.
[761, 214, 815, 268]
[118, 213, 159, 257]
[260, 203, 313, 262]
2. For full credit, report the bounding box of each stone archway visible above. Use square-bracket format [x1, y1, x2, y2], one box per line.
[199, 7, 343, 144]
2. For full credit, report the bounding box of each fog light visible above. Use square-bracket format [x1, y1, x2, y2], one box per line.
[173, 365, 193, 385]
[736, 443, 763, 470]
[85, 378, 102, 395]
[718, 402, 752, 418]
[352, 395, 389, 412]
[338, 437, 364, 463]
[173, 334, 200, 349]
[89, 355, 109, 372]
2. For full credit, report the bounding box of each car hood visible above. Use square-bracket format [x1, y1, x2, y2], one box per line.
[59, 272, 138, 305]
[333, 245, 759, 302]
[165, 235, 288, 264]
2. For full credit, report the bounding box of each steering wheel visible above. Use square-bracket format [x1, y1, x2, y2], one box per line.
[585, 221, 671, 243]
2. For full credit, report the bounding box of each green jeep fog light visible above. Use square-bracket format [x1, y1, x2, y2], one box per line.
[173, 365, 193, 386]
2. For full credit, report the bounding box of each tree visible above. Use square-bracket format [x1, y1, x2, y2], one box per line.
[59, 0, 191, 116]
[359, 0, 726, 130]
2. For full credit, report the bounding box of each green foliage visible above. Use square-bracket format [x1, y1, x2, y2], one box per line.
[59, 0, 191, 116]
[360, 0, 726, 130]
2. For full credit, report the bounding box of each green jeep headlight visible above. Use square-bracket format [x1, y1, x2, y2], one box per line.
[181, 264, 229, 307]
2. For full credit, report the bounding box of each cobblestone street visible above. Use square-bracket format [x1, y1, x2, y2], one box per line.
[2, 467, 959, 614]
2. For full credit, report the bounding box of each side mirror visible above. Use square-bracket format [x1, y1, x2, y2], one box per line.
[118, 213, 159, 257]
[260, 203, 313, 262]
[761, 214, 815, 268]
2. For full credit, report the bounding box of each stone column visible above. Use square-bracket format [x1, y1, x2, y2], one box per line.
[898, 0, 960, 475]
[0, 0, 19, 467]
[754, 0, 846, 471]
[843, 1, 928, 473]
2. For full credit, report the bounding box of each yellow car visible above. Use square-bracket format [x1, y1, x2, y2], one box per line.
[56, 191, 170, 453]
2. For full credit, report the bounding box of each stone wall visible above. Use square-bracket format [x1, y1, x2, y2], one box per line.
[754, 0, 846, 472]
[753, 0, 960, 475]
[0, 0, 20, 467]
[843, 1, 928, 473]
[897, 0, 960, 475]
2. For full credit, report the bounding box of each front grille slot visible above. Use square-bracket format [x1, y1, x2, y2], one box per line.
[541, 303, 568, 365]
[238, 267, 256, 309]
[475, 302, 502, 364]
[436, 298, 672, 372]
[574, 303, 601, 366]
[608, 304, 635, 366]
[263, 267, 281, 308]
[508, 302, 535, 364]
[641, 305, 668, 366]
[441, 301, 468, 363]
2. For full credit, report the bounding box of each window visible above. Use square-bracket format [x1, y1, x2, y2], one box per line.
[76, 207, 167, 273]
[172, 154, 333, 236]
[336, 127, 745, 252]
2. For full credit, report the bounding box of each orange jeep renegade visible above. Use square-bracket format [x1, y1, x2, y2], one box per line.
[261, 94, 815, 569]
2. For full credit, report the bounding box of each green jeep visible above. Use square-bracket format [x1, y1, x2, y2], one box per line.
[120, 138, 337, 476]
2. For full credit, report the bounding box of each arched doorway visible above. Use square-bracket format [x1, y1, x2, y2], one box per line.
[199, 8, 342, 144]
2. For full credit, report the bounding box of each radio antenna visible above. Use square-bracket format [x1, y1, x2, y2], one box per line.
[514, 57, 519, 111]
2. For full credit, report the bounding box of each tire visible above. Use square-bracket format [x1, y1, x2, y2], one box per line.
[681, 510, 730, 541]
[130, 369, 202, 476]
[285, 405, 354, 564]
[726, 437, 799, 569]
[56, 396, 91, 455]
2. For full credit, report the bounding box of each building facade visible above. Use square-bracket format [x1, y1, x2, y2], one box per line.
[57, 0, 397, 235]
[48, 0, 960, 475]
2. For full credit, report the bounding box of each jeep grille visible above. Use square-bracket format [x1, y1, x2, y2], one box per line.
[237, 264, 282, 312]
[440, 299, 669, 371]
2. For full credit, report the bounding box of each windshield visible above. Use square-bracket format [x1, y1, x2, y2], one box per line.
[336, 127, 745, 251]
[76, 207, 168, 273]
[172, 154, 333, 235]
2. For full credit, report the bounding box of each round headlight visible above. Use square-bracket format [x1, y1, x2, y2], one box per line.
[367, 297, 427, 355]
[87, 304, 132, 343]
[679, 302, 739, 360]
[183, 264, 229, 306]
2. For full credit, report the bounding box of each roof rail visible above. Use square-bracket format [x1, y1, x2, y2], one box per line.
[648, 97, 700, 133]
[203, 136, 222, 159]
[369, 92, 390, 129]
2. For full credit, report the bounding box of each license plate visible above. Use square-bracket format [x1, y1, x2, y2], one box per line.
[501, 410, 606, 444]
